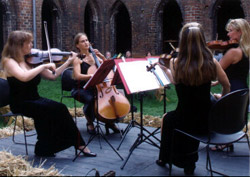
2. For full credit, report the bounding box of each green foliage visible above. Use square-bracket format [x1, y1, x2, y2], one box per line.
[0, 78, 249, 129]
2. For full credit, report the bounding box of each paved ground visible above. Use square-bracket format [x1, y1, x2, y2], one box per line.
[0, 117, 249, 176]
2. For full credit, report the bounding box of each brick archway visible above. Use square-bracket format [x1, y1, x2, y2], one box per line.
[109, 1, 132, 56]
[0, 0, 16, 55]
[84, 0, 103, 50]
[211, 0, 245, 40]
[150, 0, 183, 55]
[41, 0, 62, 50]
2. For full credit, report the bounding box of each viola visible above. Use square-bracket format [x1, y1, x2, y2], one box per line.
[207, 39, 238, 51]
[158, 48, 179, 68]
[87, 46, 130, 123]
[25, 48, 85, 65]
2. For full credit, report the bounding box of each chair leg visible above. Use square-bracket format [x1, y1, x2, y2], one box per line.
[227, 135, 250, 157]
[207, 145, 230, 176]
[12, 116, 18, 143]
[246, 134, 250, 149]
[12, 115, 30, 155]
[21, 116, 29, 155]
[206, 145, 213, 177]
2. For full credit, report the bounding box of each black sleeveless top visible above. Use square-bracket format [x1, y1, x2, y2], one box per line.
[225, 51, 249, 91]
[7, 75, 41, 111]
[72, 61, 91, 89]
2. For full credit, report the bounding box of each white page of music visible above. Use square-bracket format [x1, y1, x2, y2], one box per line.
[118, 60, 170, 93]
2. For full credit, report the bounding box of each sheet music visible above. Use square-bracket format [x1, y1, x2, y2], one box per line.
[118, 60, 170, 93]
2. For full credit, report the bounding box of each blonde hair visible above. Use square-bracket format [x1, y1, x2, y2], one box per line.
[1, 31, 33, 66]
[226, 18, 250, 58]
[175, 22, 216, 86]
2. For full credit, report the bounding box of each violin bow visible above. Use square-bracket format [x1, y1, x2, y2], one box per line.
[169, 42, 176, 51]
[43, 21, 55, 74]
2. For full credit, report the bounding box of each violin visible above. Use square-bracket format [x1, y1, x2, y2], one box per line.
[25, 48, 85, 65]
[207, 39, 238, 51]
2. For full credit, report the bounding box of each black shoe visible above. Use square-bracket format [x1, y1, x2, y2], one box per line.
[156, 160, 166, 167]
[105, 123, 121, 135]
[86, 123, 96, 135]
[184, 164, 196, 175]
[83, 151, 97, 157]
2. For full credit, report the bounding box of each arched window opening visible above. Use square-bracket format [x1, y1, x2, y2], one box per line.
[216, 0, 244, 40]
[115, 4, 131, 55]
[84, 2, 94, 45]
[162, 0, 183, 53]
[42, 0, 58, 50]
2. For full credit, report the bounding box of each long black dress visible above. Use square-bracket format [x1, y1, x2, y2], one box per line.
[7, 75, 86, 156]
[158, 82, 212, 168]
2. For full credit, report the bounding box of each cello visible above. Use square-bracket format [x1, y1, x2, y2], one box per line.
[87, 46, 131, 124]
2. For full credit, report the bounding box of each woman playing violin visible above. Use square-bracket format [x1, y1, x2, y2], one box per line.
[72, 33, 120, 134]
[212, 18, 249, 95]
[1, 30, 96, 157]
[211, 19, 250, 151]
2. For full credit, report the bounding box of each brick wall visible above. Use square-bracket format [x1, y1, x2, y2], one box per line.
[1, 0, 249, 57]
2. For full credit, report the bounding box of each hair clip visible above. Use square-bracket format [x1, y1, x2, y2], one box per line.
[188, 26, 199, 30]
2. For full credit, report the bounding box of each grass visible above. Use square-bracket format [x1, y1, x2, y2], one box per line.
[0, 77, 249, 128]
[37, 77, 223, 117]
[38, 77, 84, 108]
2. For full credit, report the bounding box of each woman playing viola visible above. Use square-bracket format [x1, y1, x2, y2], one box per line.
[1, 30, 96, 157]
[71, 33, 120, 135]
[156, 22, 230, 175]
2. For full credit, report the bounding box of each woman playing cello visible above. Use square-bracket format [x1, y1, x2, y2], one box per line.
[71, 33, 121, 134]
[1, 30, 96, 157]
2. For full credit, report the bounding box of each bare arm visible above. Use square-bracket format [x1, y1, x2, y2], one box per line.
[159, 63, 175, 84]
[219, 47, 242, 70]
[3, 58, 54, 82]
[214, 59, 230, 96]
[41, 52, 77, 80]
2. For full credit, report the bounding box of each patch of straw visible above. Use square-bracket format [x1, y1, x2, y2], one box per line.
[0, 117, 35, 139]
[0, 151, 62, 176]
[121, 112, 162, 128]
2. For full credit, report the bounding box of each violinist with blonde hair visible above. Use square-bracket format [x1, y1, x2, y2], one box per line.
[213, 18, 250, 97]
[211, 19, 250, 151]
[1, 30, 96, 157]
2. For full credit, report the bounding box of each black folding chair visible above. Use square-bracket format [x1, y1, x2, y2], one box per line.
[60, 67, 77, 123]
[0, 78, 36, 155]
[169, 88, 250, 176]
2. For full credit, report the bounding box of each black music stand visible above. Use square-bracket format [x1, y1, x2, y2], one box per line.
[111, 59, 170, 169]
[116, 87, 169, 150]
[73, 59, 123, 162]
